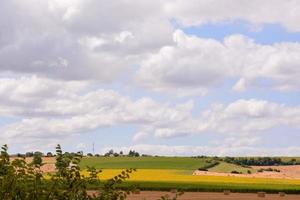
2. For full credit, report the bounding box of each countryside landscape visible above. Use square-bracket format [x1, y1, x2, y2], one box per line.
[1, 0, 300, 199]
[3, 147, 300, 199]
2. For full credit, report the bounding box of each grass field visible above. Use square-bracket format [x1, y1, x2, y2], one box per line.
[80, 156, 213, 170]
[80, 157, 300, 193]
[208, 162, 256, 174]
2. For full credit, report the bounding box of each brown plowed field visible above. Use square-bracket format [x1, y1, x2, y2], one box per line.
[126, 191, 300, 200]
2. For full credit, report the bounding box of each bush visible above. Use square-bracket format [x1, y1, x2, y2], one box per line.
[198, 161, 220, 171]
[231, 170, 241, 174]
[257, 168, 281, 173]
[0, 144, 136, 200]
[0, 144, 181, 200]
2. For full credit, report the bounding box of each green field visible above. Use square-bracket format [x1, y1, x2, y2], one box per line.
[80, 156, 300, 193]
[208, 162, 256, 174]
[80, 156, 213, 170]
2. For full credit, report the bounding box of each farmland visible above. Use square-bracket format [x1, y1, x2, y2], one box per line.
[80, 156, 214, 170]
[79, 157, 300, 193]
[208, 162, 256, 174]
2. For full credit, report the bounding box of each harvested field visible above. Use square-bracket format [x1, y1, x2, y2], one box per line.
[194, 165, 300, 180]
[10, 157, 57, 173]
[127, 191, 300, 200]
[252, 165, 300, 179]
[10, 156, 56, 164]
[40, 163, 56, 173]
[87, 191, 300, 200]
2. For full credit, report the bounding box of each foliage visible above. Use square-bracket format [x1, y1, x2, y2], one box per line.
[257, 168, 281, 173]
[222, 157, 300, 166]
[0, 144, 140, 200]
[128, 150, 139, 157]
[198, 161, 219, 171]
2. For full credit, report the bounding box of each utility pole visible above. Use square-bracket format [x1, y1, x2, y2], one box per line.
[92, 143, 95, 155]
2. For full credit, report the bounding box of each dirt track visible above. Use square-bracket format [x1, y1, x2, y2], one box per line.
[127, 191, 300, 200]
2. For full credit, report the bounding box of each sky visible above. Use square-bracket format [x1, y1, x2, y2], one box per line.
[0, 0, 299, 156]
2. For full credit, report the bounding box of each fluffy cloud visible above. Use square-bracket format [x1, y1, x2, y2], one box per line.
[0, 0, 174, 81]
[137, 30, 300, 96]
[2, 0, 300, 84]
[166, 0, 300, 32]
[153, 99, 300, 138]
[1, 76, 299, 144]
[0, 1, 299, 154]
[0, 75, 193, 143]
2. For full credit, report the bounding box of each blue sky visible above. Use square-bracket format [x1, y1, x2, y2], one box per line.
[0, 0, 299, 156]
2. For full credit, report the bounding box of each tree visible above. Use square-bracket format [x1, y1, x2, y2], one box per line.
[0, 144, 179, 200]
[25, 151, 34, 157]
[128, 150, 140, 157]
[104, 149, 114, 157]
[46, 152, 53, 157]
[32, 151, 43, 167]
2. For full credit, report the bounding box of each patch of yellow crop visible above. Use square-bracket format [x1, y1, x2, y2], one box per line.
[81, 169, 300, 185]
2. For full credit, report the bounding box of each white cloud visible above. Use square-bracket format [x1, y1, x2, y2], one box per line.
[150, 98, 300, 139]
[137, 30, 300, 96]
[0, 0, 174, 81]
[1, 0, 300, 93]
[166, 0, 300, 32]
[133, 131, 149, 142]
[232, 78, 247, 92]
[0, 75, 194, 142]
[76, 143, 86, 150]
[0, 0, 299, 154]
[0, 75, 299, 153]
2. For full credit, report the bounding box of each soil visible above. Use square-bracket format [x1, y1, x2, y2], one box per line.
[87, 191, 300, 200]
[193, 165, 300, 179]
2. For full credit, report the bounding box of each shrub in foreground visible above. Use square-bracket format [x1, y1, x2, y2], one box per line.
[0, 144, 181, 200]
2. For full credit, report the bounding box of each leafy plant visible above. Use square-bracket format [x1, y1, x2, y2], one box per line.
[0, 144, 138, 200]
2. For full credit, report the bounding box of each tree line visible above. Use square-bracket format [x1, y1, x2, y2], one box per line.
[222, 157, 300, 166]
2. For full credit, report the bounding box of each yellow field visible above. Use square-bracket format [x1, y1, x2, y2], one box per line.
[81, 169, 300, 185]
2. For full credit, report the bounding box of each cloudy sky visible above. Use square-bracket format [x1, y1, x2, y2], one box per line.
[0, 0, 299, 156]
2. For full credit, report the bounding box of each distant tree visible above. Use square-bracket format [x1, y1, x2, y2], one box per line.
[113, 152, 119, 157]
[141, 154, 152, 157]
[104, 149, 114, 157]
[31, 151, 43, 167]
[94, 154, 100, 157]
[77, 151, 84, 156]
[17, 153, 25, 158]
[46, 152, 53, 157]
[87, 153, 93, 157]
[25, 152, 34, 157]
[128, 150, 140, 157]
